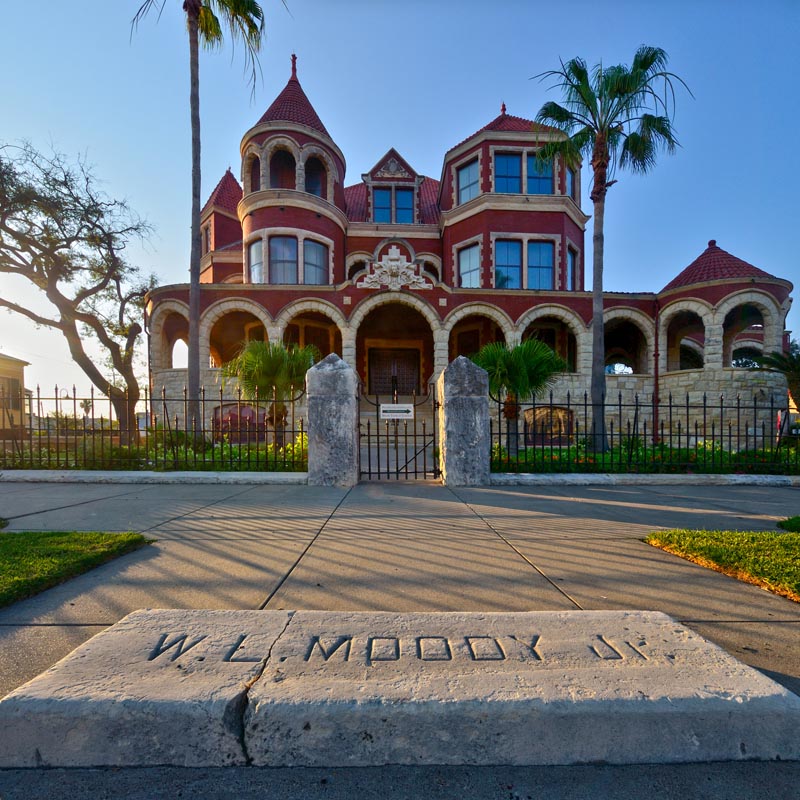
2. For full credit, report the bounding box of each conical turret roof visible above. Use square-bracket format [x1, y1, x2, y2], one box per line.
[255, 54, 330, 137]
[661, 240, 778, 292]
[201, 168, 242, 216]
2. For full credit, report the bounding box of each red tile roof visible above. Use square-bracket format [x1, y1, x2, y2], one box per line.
[255, 57, 329, 137]
[344, 177, 441, 224]
[419, 177, 441, 224]
[661, 240, 778, 292]
[201, 169, 242, 216]
[452, 107, 559, 151]
[344, 183, 366, 221]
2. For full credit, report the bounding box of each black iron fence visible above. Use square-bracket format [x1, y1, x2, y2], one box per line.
[491, 392, 800, 474]
[0, 386, 307, 472]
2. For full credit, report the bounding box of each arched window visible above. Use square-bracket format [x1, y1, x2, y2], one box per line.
[270, 150, 296, 190]
[304, 157, 326, 199]
[249, 156, 261, 192]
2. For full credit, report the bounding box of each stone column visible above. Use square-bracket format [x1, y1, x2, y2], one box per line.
[432, 329, 450, 385]
[340, 329, 357, 371]
[306, 354, 359, 486]
[437, 356, 489, 486]
[704, 323, 724, 369]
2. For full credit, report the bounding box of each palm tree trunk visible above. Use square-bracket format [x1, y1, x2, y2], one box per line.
[187, 5, 202, 435]
[590, 195, 608, 452]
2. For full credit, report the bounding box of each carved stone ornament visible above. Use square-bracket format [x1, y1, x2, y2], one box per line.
[374, 158, 411, 179]
[356, 245, 432, 291]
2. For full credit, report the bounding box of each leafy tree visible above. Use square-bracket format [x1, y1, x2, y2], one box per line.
[755, 339, 800, 410]
[534, 46, 690, 450]
[133, 0, 266, 426]
[221, 340, 318, 441]
[0, 142, 154, 436]
[471, 339, 566, 455]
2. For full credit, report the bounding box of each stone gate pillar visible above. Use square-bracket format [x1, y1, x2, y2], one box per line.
[306, 354, 359, 486]
[437, 356, 490, 486]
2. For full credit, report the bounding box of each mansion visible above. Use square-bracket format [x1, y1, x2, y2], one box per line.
[145, 57, 793, 411]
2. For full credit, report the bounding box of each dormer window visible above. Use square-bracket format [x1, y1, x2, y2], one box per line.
[494, 153, 521, 193]
[372, 186, 414, 224]
[527, 155, 553, 194]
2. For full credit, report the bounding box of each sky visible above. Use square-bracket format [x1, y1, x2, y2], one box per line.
[1, 0, 798, 394]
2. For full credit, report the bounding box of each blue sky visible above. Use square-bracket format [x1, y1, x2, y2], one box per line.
[1, 0, 798, 392]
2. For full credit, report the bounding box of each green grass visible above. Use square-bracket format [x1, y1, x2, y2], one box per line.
[778, 516, 800, 532]
[646, 529, 800, 602]
[0, 531, 149, 608]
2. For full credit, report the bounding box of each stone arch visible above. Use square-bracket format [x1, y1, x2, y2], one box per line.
[300, 143, 337, 200]
[263, 135, 301, 190]
[417, 251, 443, 283]
[516, 304, 589, 374]
[372, 237, 416, 263]
[148, 300, 190, 372]
[659, 298, 713, 372]
[346, 250, 372, 282]
[444, 303, 515, 344]
[349, 291, 442, 334]
[277, 299, 345, 360]
[241, 141, 262, 193]
[200, 297, 273, 368]
[714, 289, 783, 364]
[274, 298, 347, 334]
[603, 306, 655, 375]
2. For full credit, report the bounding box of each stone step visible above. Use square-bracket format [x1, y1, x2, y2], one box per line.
[1, 610, 798, 768]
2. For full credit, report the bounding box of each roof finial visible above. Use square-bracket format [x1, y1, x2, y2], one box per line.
[501, 101, 506, 115]
[708, 239, 717, 248]
[291, 53, 297, 79]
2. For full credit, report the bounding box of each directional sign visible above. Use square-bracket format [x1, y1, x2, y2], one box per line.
[379, 403, 415, 421]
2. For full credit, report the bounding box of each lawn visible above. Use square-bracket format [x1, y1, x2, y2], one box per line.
[646, 528, 800, 602]
[0, 531, 149, 607]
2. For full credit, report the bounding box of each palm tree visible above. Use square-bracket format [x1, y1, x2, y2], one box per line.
[755, 339, 800, 415]
[221, 340, 319, 444]
[471, 339, 566, 456]
[534, 46, 689, 450]
[132, 1, 266, 429]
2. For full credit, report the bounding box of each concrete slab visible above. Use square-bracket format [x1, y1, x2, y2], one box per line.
[0, 610, 292, 767]
[0, 537, 313, 624]
[0, 625, 108, 699]
[245, 610, 800, 766]
[2, 610, 798, 769]
[265, 529, 576, 611]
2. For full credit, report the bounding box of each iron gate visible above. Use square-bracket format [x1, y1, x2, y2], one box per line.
[359, 390, 440, 480]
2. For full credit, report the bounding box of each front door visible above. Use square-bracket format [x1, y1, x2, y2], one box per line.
[368, 348, 420, 395]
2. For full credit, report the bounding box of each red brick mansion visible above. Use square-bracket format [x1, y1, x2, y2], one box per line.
[145, 57, 793, 408]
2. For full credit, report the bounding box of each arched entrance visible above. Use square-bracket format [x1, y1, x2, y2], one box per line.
[283, 311, 342, 358]
[356, 303, 434, 395]
[209, 311, 267, 367]
[522, 316, 578, 372]
[448, 314, 506, 360]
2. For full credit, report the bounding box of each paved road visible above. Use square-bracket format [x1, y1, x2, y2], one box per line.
[0, 479, 798, 798]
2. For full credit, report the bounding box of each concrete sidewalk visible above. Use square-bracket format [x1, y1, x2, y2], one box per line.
[0, 479, 798, 797]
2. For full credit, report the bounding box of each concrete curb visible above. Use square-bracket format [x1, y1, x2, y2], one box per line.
[0, 470, 308, 485]
[491, 472, 800, 487]
[0, 470, 798, 487]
